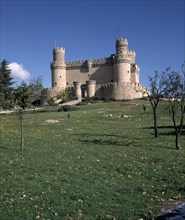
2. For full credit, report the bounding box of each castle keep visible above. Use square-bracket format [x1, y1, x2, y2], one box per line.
[50, 38, 147, 100]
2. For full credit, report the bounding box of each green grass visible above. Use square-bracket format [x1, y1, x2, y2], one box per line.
[0, 100, 185, 220]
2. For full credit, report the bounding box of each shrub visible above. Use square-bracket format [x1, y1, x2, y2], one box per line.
[57, 105, 79, 112]
[92, 96, 101, 100]
[47, 98, 58, 106]
[76, 102, 88, 106]
[55, 90, 71, 104]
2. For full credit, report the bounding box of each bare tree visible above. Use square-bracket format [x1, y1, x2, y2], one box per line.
[148, 71, 165, 137]
[163, 67, 185, 150]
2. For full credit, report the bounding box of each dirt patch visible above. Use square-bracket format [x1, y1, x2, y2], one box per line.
[0, 110, 14, 114]
[45, 120, 61, 124]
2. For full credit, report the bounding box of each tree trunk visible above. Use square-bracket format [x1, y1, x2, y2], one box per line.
[153, 109, 158, 137]
[171, 107, 182, 150]
[20, 111, 24, 150]
[175, 131, 181, 150]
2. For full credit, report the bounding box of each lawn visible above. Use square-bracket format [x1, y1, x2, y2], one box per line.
[0, 100, 185, 220]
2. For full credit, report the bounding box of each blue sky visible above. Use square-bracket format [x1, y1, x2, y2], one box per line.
[1, 0, 184, 89]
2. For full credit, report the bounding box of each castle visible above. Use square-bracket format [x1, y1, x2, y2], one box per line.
[50, 38, 148, 100]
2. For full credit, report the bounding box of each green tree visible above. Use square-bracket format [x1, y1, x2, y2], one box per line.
[148, 71, 165, 137]
[163, 68, 185, 150]
[14, 82, 33, 150]
[0, 59, 14, 109]
[55, 90, 70, 104]
[29, 76, 44, 106]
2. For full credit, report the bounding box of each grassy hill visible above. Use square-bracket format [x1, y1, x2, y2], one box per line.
[0, 100, 184, 219]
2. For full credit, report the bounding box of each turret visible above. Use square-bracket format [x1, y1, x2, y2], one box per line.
[73, 81, 82, 99]
[114, 38, 131, 83]
[116, 38, 128, 56]
[86, 80, 96, 98]
[50, 47, 66, 91]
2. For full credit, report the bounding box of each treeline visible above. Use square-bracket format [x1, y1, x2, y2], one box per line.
[0, 59, 44, 110]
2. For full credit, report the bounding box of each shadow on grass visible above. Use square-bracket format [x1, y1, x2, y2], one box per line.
[29, 109, 57, 114]
[143, 126, 174, 129]
[143, 126, 185, 136]
[74, 132, 180, 150]
[73, 133, 123, 138]
[74, 132, 134, 146]
[78, 139, 133, 147]
[160, 131, 185, 136]
[78, 138, 135, 147]
[0, 146, 20, 150]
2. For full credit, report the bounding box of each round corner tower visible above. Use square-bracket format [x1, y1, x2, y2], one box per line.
[50, 47, 66, 91]
[114, 38, 131, 83]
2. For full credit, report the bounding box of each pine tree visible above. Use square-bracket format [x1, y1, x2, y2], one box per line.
[0, 59, 14, 109]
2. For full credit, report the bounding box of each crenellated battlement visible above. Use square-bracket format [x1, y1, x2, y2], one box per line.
[66, 57, 111, 65]
[66, 60, 85, 64]
[98, 82, 142, 88]
[65, 56, 113, 70]
[53, 47, 65, 52]
[128, 50, 136, 63]
[91, 58, 107, 63]
[128, 50, 136, 56]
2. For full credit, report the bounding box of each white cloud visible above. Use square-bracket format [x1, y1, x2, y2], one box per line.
[8, 62, 30, 80]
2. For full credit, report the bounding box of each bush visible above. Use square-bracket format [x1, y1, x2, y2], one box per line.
[55, 90, 71, 104]
[76, 102, 88, 106]
[92, 96, 101, 100]
[103, 99, 112, 102]
[138, 97, 149, 101]
[57, 105, 79, 112]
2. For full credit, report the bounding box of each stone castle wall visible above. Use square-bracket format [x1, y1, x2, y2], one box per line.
[95, 82, 146, 100]
[50, 38, 148, 100]
[66, 63, 114, 87]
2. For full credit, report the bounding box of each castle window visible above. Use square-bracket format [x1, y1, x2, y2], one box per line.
[60, 76, 62, 78]
[55, 82, 57, 85]
[67, 82, 69, 85]
[127, 71, 129, 73]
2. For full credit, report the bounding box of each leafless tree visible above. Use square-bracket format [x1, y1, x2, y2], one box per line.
[163, 67, 185, 150]
[148, 71, 165, 137]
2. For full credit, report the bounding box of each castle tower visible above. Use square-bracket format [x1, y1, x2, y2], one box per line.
[50, 47, 66, 91]
[86, 80, 96, 98]
[114, 38, 131, 83]
[73, 81, 82, 99]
